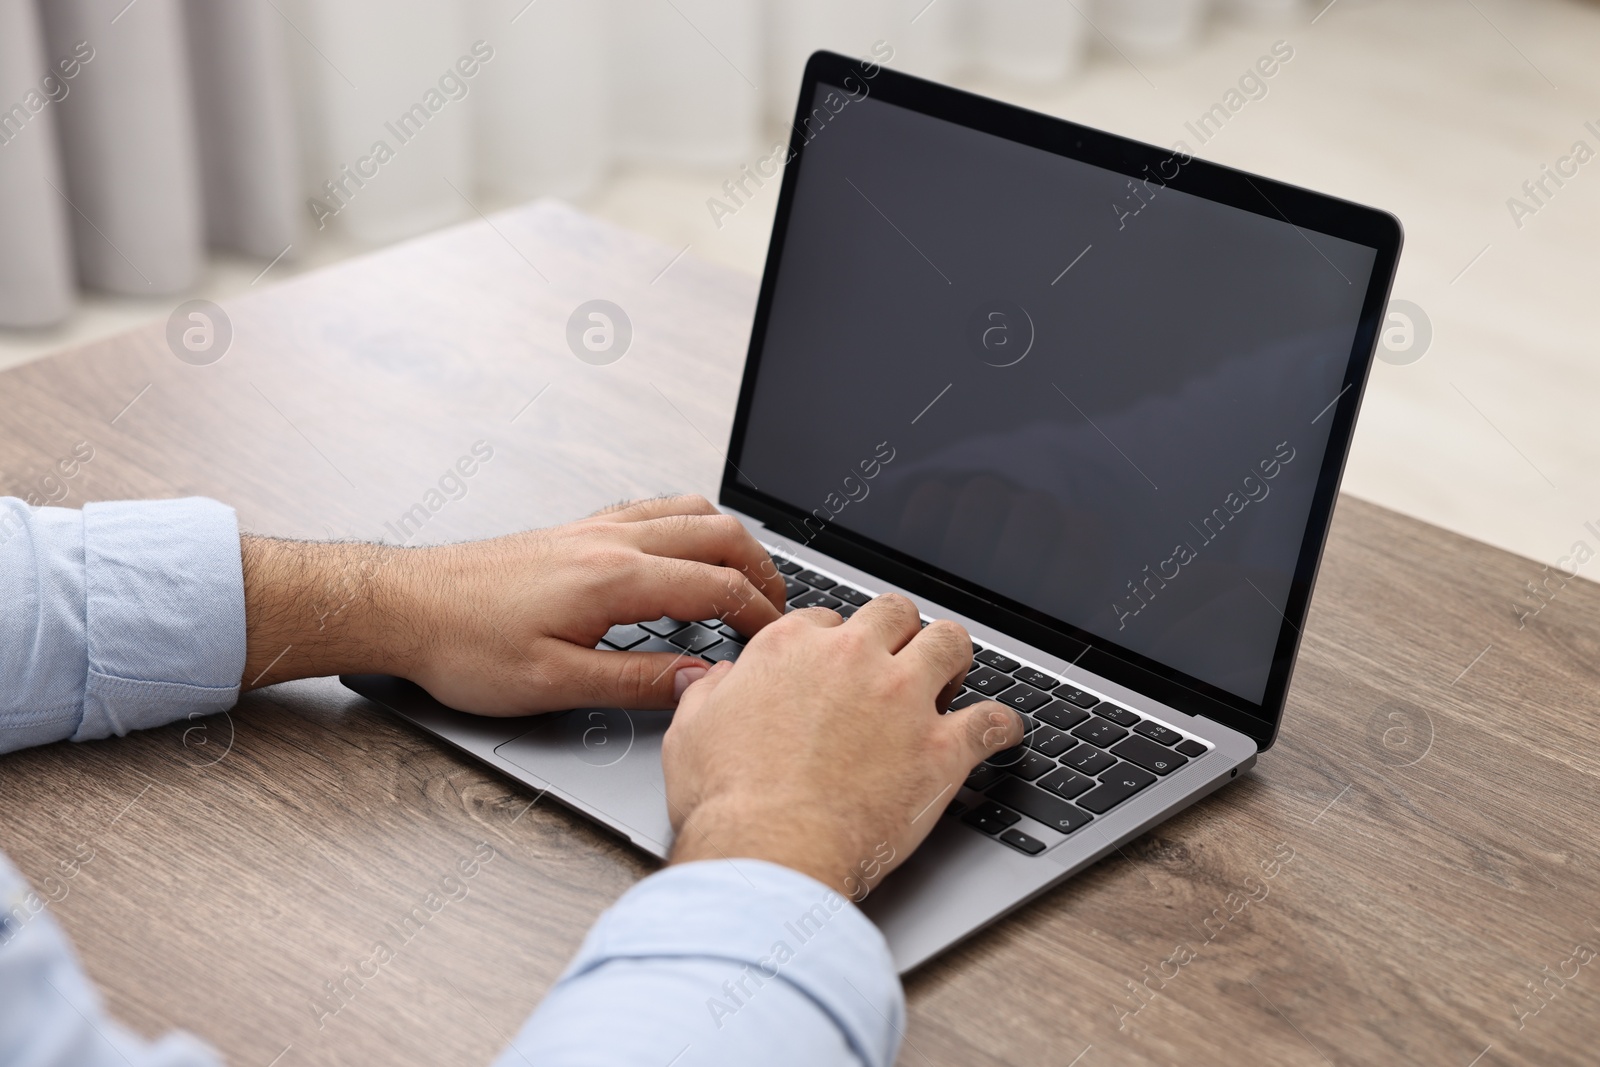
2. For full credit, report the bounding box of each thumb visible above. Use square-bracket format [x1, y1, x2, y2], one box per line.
[942, 699, 1026, 777]
[555, 646, 714, 709]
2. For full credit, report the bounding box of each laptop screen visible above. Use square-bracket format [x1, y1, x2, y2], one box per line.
[729, 66, 1388, 720]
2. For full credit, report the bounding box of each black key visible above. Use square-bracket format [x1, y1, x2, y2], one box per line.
[830, 585, 870, 607]
[949, 690, 989, 712]
[1097, 704, 1140, 727]
[1034, 701, 1091, 732]
[1076, 764, 1157, 813]
[1053, 684, 1101, 709]
[600, 623, 650, 650]
[791, 590, 842, 611]
[639, 616, 689, 638]
[774, 557, 802, 575]
[1135, 721, 1183, 746]
[1013, 667, 1059, 691]
[1176, 739, 1208, 758]
[1072, 716, 1130, 748]
[961, 801, 1019, 835]
[837, 603, 858, 619]
[1038, 766, 1096, 800]
[945, 799, 967, 819]
[715, 623, 747, 642]
[974, 648, 1021, 672]
[996, 683, 1051, 714]
[964, 763, 1005, 792]
[1112, 734, 1189, 775]
[987, 778, 1092, 836]
[1008, 752, 1057, 781]
[999, 828, 1046, 855]
[795, 569, 836, 591]
[1061, 745, 1117, 776]
[1026, 723, 1075, 757]
[701, 641, 742, 664]
[964, 665, 1016, 698]
[631, 636, 701, 658]
[668, 624, 724, 653]
[783, 577, 808, 601]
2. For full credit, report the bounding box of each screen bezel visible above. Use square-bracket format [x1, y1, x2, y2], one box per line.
[720, 50, 1403, 751]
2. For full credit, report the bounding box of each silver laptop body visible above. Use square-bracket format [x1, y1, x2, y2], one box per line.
[344, 49, 1399, 972]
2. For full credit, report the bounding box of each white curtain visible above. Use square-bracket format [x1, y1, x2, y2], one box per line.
[0, 0, 1305, 328]
[0, 0, 74, 326]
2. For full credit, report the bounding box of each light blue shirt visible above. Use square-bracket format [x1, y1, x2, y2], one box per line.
[0, 497, 903, 1066]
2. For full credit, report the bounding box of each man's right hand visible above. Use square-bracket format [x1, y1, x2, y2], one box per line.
[662, 594, 1025, 900]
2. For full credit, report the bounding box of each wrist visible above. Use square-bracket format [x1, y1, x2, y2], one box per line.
[241, 537, 423, 687]
[668, 794, 860, 897]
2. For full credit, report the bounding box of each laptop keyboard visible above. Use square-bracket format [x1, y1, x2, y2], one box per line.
[597, 547, 1213, 858]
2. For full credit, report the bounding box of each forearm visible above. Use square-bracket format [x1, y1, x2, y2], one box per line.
[240, 536, 424, 688]
[4, 490, 786, 736]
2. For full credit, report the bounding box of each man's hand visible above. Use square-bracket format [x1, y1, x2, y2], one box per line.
[662, 594, 1026, 899]
[240, 495, 787, 714]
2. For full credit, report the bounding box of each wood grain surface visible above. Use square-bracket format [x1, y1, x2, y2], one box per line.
[1, 201, 1597, 1067]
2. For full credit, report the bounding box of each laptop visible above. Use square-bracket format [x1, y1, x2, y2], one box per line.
[345, 51, 1402, 972]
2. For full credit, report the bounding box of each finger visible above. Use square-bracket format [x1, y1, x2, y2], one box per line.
[553, 644, 712, 710]
[844, 592, 923, 652]
[733, 606, 843, 654]
[901, 619, 973, 700]
[941, 699, 1026, 777]
[621, 514, 786, 614]
[673, 657, 734, 715]
[747, 605, 845, 646]
[660, 660, 736, 830]
[628, 556, 784, 635]
[784, 605, 845, 629]
[934, 674, 964, 713]
[581, 494, 718, 525]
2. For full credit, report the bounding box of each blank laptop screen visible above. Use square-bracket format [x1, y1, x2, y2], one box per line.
[733, 87, 1378, 705]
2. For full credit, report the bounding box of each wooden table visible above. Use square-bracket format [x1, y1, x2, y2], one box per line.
[2, 201, 1596, 1067]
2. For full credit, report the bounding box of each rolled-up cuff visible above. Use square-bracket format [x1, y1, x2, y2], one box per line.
[76, 498, 245, 740]
[562, 859, 905, 1067]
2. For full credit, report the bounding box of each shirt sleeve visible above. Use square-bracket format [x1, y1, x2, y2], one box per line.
[0, 853, 223, 1067]
[494, 859, 905, 1067]
[0, 497, 246, 755]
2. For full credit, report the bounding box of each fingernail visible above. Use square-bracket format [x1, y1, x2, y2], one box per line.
[674, 665, 709, 701]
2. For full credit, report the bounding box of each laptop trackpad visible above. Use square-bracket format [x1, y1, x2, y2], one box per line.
[494, 709, 675, 856]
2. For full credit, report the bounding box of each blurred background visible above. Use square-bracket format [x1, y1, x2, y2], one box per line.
[1, 0, 1597, 579]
